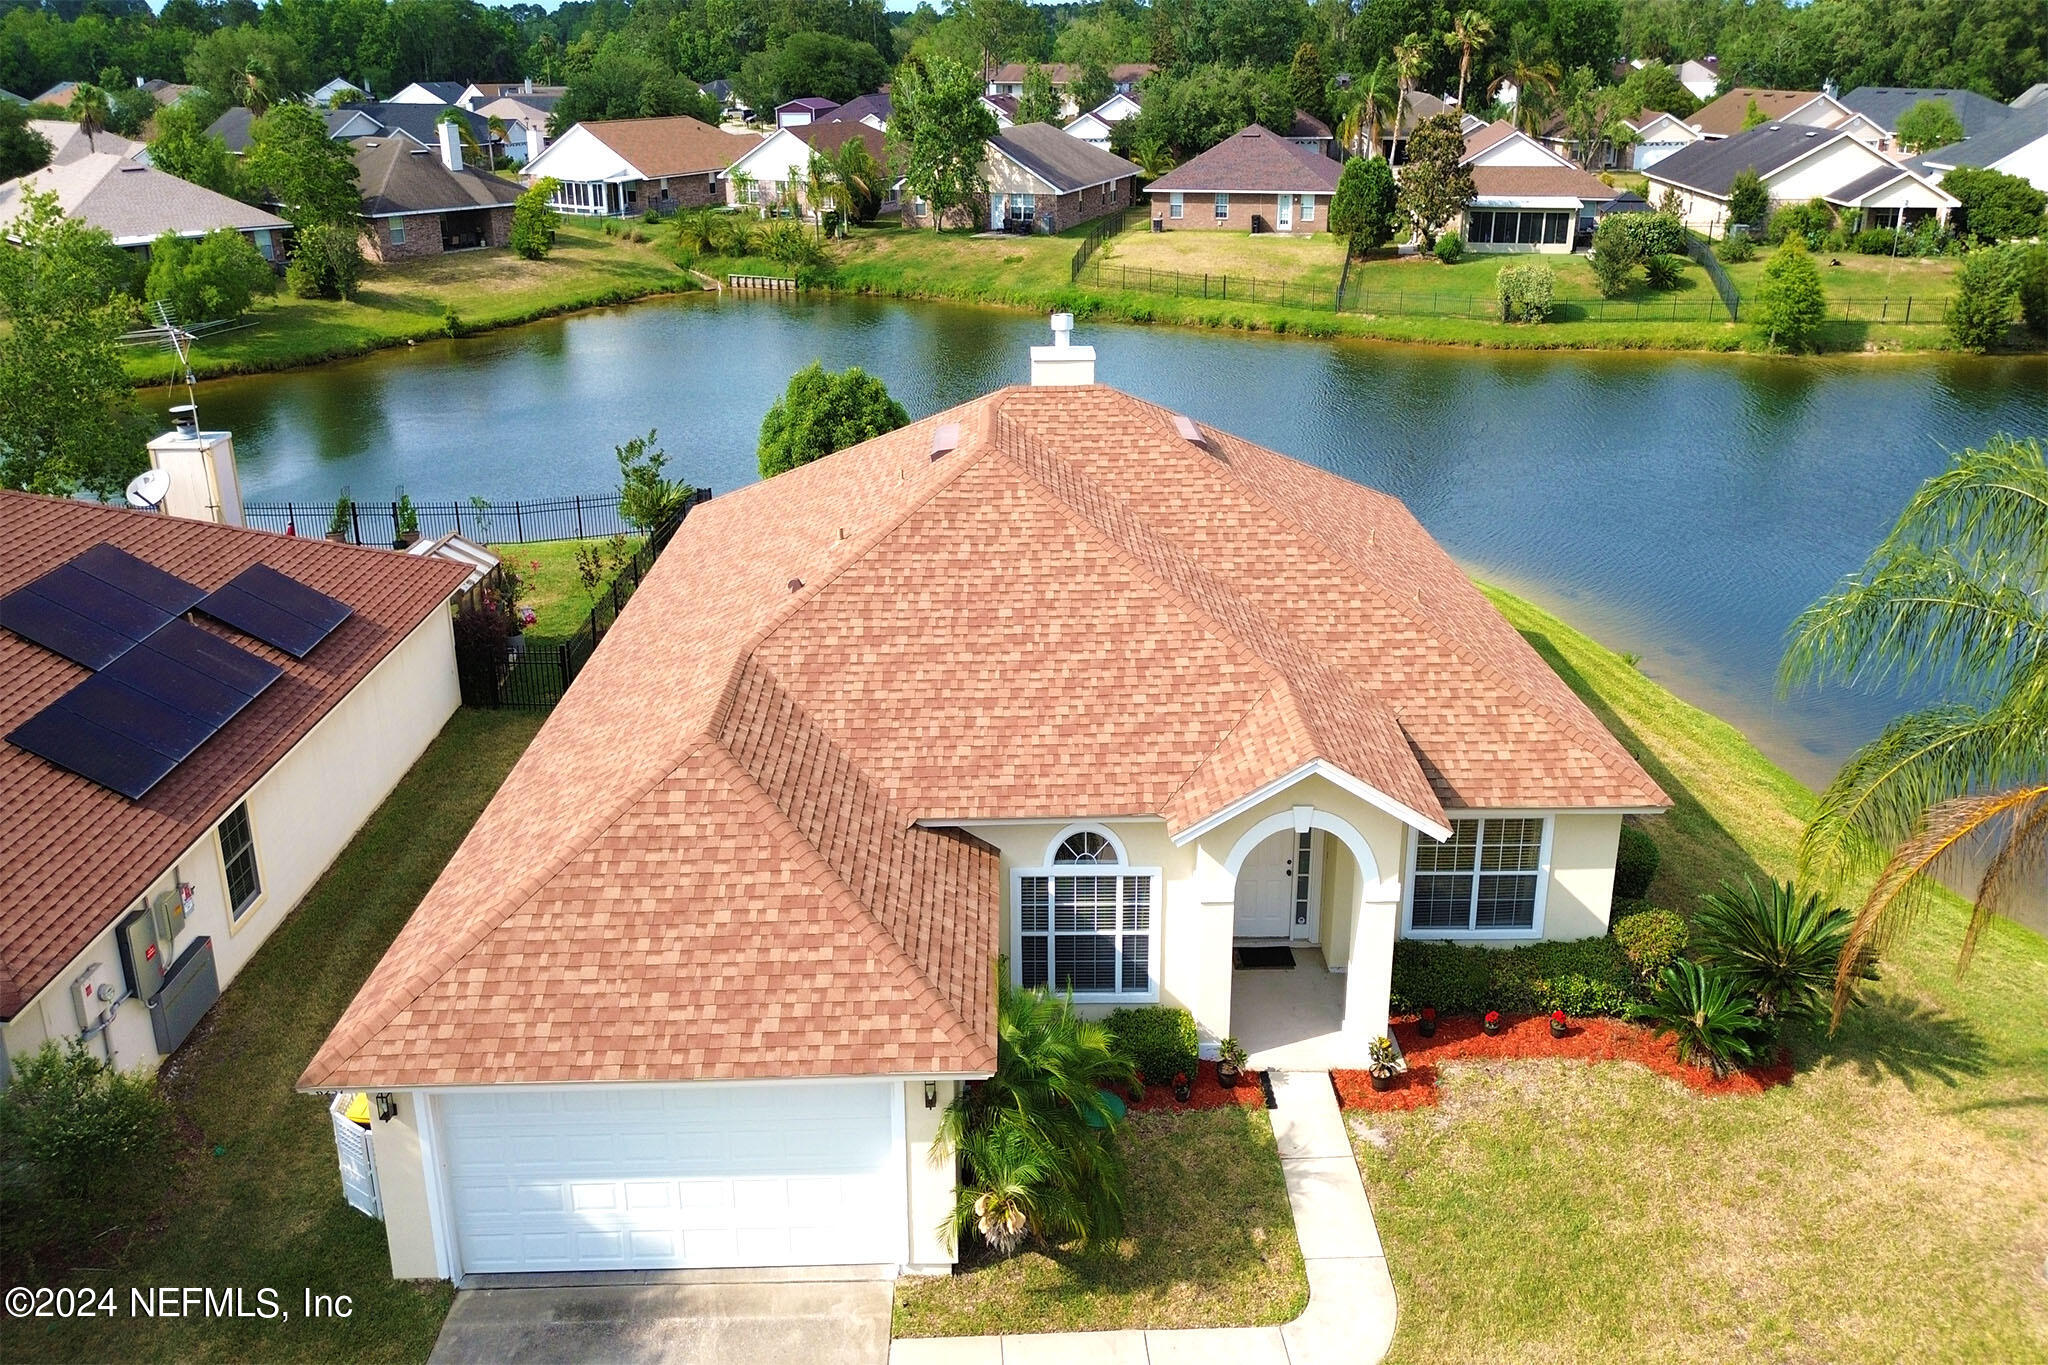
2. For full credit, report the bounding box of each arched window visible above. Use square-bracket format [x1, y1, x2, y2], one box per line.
[1054, 831, 1117, 864]
[1015, 826, 1156, 1002]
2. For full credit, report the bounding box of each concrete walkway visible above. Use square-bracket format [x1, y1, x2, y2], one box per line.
[889, 1069, 1397, 1365]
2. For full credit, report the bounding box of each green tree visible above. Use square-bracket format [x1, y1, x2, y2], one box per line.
[0, 189, 149, 498]
[1727, 166, 1768, 229]
[1394, 110, 1475, 249]
[890, 56, 998, 231]
[1068, 57, 1115, 116]
[243, 102, 360, 231]
[511, 177, 560, 260]
[144, 227, 275, 322]
[2016, 245, 2048, 337]
[758, 362, 908, 478]
[1329, 154, 1396, 253]
[1288, 40, 1330, 128]
[0, 100, 53, 180]
[147, 98, 242, 198]
[185, 27, 308, 112]
[283, 221, 363, 300]
[1942, 166, 2048, 243]
[67, 82, 113, 153]
[735, 30, 889, 114]
[1016, 62, 1062, 125]
[1891, 98, 1965, 154]
[1752, 237, 1827, 351]
[1739, 95, 1768, 130]
[615, 429, 693, 530]
[1780, 434, 2048, 1024]
[551, 39, 722, 136]
[1944, 247, 2018, 352]
[831, 135, 884, 226]
[1443, 10, 1493, 110]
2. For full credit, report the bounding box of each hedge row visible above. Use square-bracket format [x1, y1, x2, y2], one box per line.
[1389, 936, 1636, 1016]
[1105, 1005, 1199, 1086]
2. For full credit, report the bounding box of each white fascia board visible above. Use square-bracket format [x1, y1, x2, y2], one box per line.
[1171, 759, 1453, 847]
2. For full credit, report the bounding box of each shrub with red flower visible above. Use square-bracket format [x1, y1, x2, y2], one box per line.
[1551, 1009, 1568, 1024]
[1484, 1010, 1500, 1025]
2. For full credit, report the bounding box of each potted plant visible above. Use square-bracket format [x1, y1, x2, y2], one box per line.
[1215, 1036, 1247, 1089]
[1368, 1035, 1399, 1091]
[1550, 1009, 1569, 1038]
[1417, 1006, 1437, 1038]
[394, 489, 421, 548]
[1483, 1009, 1503, 1036]
[326, 487, 353, 543]
[1172, 1071, 1193, 1103]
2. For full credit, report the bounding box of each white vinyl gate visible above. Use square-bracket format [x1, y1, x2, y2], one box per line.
[330, 1094, 382, 1219]
[434, 1081, 905, 1275]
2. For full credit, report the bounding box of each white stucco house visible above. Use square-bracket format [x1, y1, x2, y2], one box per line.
[1064, 92, 1141, 149]
[0, 489, 465, 1084]
[1646, 121, 1958, 234]
[1456, 120, 1617, 250]
[303, 348, 1667, 1284]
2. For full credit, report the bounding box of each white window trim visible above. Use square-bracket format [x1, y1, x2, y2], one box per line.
[1400, 813, 1553, 941]
[1214, 191, 1230, 218]
[1011, 825, 1161, 1003]
[217, 800, 265, 927]
[1170, 191, 1184, 218]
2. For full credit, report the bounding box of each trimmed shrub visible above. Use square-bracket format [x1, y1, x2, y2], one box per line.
[1614, 823, 1660, 898]
[1714, 233, 1756, 263]
[1945, 246, 2019, 352]
[1389, 938, 1635, 1017]
[1433, 230, 1464, 263]
[511, 177, 561, 260]
[1643, 253, 1683, 289]
[1495, 260, 1555, 322]
[1854, 227, 1898, 255]
[1103, 1005, 1199, 1086]
[1766, 197, 1834, 249]
[1612, 905, 1688, 983]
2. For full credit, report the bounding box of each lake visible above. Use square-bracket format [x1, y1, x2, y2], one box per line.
[182, 294, 2048, 788]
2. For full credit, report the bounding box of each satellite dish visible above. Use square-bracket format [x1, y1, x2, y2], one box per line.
[126, 467, 171, 511]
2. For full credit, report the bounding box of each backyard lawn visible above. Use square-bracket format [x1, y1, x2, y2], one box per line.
[6, 709, 543, 1365]
[1722, 247, 1960, 322]
[891, 1105, 1308, 1337]
[1092, 224, 1349, 296]
[492, 534, 643, 646]
[1348, 589, 2048, 1364]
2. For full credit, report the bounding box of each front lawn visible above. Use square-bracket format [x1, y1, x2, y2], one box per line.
[1348, 588, 2048, 1364]
[7, 709, 544, 1365]
[891, 1106, 1308, 1337]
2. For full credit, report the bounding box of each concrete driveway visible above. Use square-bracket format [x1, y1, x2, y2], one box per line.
[427, 1272, 894, 1365]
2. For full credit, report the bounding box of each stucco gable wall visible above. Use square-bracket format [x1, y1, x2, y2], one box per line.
[1764, 137, 1890, 200]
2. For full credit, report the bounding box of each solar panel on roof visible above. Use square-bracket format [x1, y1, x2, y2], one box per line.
[7, 707, 179, 801]
[0, 543, 205, 669]
[196, 563, 351, 658]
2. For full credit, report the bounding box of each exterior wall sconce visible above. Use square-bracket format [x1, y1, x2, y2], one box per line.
[924, 1081, 938, 1109]
[374, 1093, 398, 1123]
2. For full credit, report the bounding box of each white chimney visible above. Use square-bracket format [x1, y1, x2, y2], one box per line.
[1030, 311, 1096, 386]
[438, 118, 463, 172]
[147, 405, 245, 526]
[527, 120, 546, 159]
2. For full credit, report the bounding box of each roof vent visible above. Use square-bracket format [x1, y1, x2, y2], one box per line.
[1030, 312, 1096, 386]
[1172, 413, 1209, 449]
[930, 422, 961, 460]
[787, 577, 804, 593]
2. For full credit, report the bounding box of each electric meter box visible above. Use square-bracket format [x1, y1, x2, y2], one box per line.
[151, 885, 191, 942]
[118, 906, 169, 1001]
[70, 961, 120, 1031]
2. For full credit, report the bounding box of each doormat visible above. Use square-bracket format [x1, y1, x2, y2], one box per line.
[1235, 945, 1296, 970]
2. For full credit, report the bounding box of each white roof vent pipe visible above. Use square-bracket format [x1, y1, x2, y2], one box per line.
[1030, 311, 1096, 386]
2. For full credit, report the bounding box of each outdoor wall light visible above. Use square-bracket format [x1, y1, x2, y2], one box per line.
[374, 1093, 398, 1123]
[924, 1081, 938, 1109]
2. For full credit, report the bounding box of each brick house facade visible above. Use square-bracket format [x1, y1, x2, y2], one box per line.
[362, 206, 516, 262]
[903, 123, 1142, 234]
[1145, 124, 1343, 235]
[1153, 189, 1330, 232]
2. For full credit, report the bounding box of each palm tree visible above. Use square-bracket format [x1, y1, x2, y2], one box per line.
[1392, 33, 1429, 127]
[238, 54, 280, 116]
[1341, 59, 1398, 159]
[1779, 434, 2048, 1024]
[1493, 35, 1560, 134]
[69, 83, 112, 152]
[1445, 10, 1495, 110]
[803, 151, 835, 235]
[831, 136, 882, 228]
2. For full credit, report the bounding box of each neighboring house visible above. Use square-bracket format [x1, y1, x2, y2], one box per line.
[1839, 86, 2018, 154]
[1537, 108, 1699, 171]
[1, 89, 29, 107]
[1286, 110, 1335, 159]
[0, 488, 465, 1085]
[1673, 57, 1722, 102]
[1365, 89, 1451, 163]
[141, 79, 195, 107]
[986, 62, 1155, 118]
[353, 125, 523, 261]
[1687, 87, 1851, 139]
[387, 81, 467, 106]
[775, 97, 839, 129]
[2015, 83, 2048, 110]
[0, 154, 291, 258]
[473, 94, 557, 164]
[33, 81, 78, 108]
[1457, 119, 1616, 251]
[1645, 121, 1958, 233]
[826, 91, 891, 130]
[980, 93, 1019, 129]
[723, 120, 895, 218]
[903, 122, 1139, 233]
[521, 116, 761, 216]
[28, 118, 148, 166]
[460, 80, 565, 111]
[1912, 103, 2048, 193]
[209, 102, 500, 163]
[1145, 124, 1341, 233]
[1063, 92, 1142, 150]
[302, 369, 1666, 1284]
[309, 77, 368, 106]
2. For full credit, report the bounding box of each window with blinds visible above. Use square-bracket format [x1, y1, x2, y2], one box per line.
[1017, 830, 1158, 998]
[1410, 817, 1545, 932]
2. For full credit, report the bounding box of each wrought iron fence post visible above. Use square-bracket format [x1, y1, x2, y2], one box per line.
[350, 502, 362, 543]
[576, 495, 585, 540]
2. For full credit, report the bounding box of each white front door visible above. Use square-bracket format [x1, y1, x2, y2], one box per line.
[1276, 194, 1294, 231]
[1235, 833, 1295, 939]
[435, 1081, 905, 1275]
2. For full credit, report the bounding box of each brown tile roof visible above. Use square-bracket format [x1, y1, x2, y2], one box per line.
[1470, 164, 1618, 200]
[577, 115, 762, 178]
[0, 492, 467, 1021]
[352, 137, 524, 216]
[1688, 88, 1829, 137]
[304, 385, 1667, 1090]
[1146, 125, 1343, 194]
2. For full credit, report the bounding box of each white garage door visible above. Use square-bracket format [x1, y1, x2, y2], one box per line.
[435, 1082, 905, 1275]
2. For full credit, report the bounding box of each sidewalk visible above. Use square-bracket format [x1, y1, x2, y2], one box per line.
[889, 1069, 1398, 1365]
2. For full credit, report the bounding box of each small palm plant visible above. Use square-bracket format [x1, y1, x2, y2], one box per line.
[939, 979, 1135, 1256]
[1693, 879, 1856, 1022]
[1639, 961, 1772, 1079]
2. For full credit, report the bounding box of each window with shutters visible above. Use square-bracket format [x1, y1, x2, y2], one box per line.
[1014, 827, 1160, 1001]
[1407, 816, 1549, 935]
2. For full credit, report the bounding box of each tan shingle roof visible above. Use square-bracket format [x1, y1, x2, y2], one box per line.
[27, 119, 147, 166]
[0, 154, 288, 246]
[575, 115, 762, 178]
[1689, 88, 1828, 137]
[304, 385, 1666, 1091]
[1470, 164, 1618, 200]
[1146, 125, 1342, 193]
[0, 492, 467, 1020]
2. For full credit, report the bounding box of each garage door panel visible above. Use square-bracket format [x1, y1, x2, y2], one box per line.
[437, 1083, 904, 1274]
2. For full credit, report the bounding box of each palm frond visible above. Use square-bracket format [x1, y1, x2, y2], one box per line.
[1967, 788, 2048, 959]
[1875, 434, 2048, 566]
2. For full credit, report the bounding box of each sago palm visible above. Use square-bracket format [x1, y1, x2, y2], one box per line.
[1693, 879, 1855, 1022]
[1780, 434, 2048, 1024]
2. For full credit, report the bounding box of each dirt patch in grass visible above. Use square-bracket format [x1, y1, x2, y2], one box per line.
[891, 1105, 1306, 1338]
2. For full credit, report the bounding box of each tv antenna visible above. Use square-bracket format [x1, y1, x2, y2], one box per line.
[133, 300, 203, 418]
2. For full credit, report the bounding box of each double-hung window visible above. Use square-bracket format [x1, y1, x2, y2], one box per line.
[1214, 192, 1230, 219]
[219, 802, 262, 919]
[1408, 817, 1547, 934]
[1169, 191, 1184, 219]
[1015, 830, 1159, 1001]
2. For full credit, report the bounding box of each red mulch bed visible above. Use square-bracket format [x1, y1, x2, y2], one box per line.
[1333, 1014, 1794, 1112]
[1125, 1060, 1269, 1113]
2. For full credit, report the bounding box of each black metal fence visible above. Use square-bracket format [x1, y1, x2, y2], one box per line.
[1084, 258, 1344, 310]
[1685, 234, 1743, 322]
[454, 489, 710, 710]
[1069, 211, 1128, 283]
[244, 493, 640, 546]
[1337, 283, 1738, 321]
